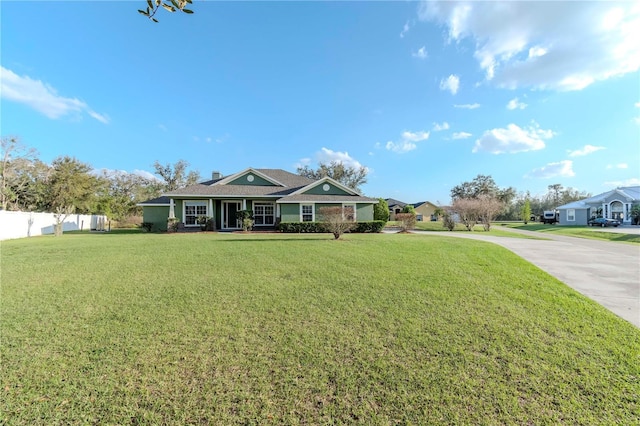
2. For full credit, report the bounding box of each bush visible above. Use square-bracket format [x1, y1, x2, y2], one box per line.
[279, 221, 385, 234]
[278, 222, 325, 233]
[352, 221, 386, 233]
[167, 217, 180, 232]
[373, 198, 390, 222]
[442, 212, 456, 231]
[395, 213, 416, 232]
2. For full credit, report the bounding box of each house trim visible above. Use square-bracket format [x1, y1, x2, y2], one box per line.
[212, 168, 285, 187]
[288, 176, 359, 196]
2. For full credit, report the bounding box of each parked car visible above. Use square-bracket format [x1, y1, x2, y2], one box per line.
[588, 217, 620, 227]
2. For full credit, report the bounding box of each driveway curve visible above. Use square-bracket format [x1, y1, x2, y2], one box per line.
[412, 227, 640, 327]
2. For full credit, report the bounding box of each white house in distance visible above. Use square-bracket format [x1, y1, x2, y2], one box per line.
[556, 186, 639, 226]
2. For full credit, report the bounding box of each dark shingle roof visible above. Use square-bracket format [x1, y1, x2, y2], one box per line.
[165, 169, 315, 197]
[385, 198, 407, 208]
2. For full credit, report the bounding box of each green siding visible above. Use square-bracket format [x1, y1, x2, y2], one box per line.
[356, 204, 374, 221]
[142, 206, 170, 231]
[303, 183, 351, 195]
[228, 173, 276, 186]
[280, 204, 300, 222]
[279, 203, 374, 222]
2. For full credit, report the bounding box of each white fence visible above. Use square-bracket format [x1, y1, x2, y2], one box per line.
[0, 210, 108, 241]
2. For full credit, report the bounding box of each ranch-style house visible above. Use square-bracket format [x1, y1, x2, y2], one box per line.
[139, 168, 379, 231]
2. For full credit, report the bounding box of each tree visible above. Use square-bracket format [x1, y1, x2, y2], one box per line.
[442, 210, 456, 231]
[452, 198, 480, 231]
[138, 0, 194, 22]
[373, 198, 389, 222]
[46, 156, 99, 235]
[475, 194, 505, 231]
[402, 204, 416, 214]
[153, 160, 201, 191]
[450, 174, 499, 200]
[521, 199, 532, 224]
[297, 161, 368, 193]
[96, 170, 160, 221]
[319, 206, 356, 240]
[0, 136, 38, 210]
[395, 213, 416, 232]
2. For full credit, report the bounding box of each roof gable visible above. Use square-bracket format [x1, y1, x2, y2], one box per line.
[289, 177, 359, 197]
[213, 168, 284, 187]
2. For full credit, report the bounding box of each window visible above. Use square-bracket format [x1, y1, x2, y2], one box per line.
[254, 202, 275, 225]
[301, 204, 314, 222]
[343, 204, 356, 222]
[567, 209, 575, 222]
[184, 201, 207, 226]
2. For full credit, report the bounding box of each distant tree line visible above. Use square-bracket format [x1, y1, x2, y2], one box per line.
[0, 137, 200, 223]
[447, 174, 591, 231]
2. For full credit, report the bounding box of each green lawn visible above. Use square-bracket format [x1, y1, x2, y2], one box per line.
[409, 221, 543, 238]
[1, 233, 638, 424]
[502, 223, 640, 244]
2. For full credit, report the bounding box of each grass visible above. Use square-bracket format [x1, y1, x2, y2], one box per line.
[1, 233, 638, 424]
[502, 223, 640, 244]
[407, 220, 544, 238]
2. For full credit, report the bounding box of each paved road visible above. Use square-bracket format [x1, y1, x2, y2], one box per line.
[407, 227, 640, 327]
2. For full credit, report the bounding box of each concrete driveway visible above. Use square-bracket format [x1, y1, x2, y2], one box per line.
[411, 227, 640, 327]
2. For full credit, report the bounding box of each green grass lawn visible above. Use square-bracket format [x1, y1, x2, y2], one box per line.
[1, 233, 638, 424]
[502, 223, 640, 244]
[409, 221, 543, 238]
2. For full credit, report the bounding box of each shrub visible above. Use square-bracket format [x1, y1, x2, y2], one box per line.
[278, 221, 385, 234]
[395, 213, 416, 232]
[442, 212, 456, 231]
[167, 217, 180, 232]
[278, 222, 325, 233]
[319, 206, 357, 239]
[235, 210, 254, 232]
[373, 198, 390, 222]
[352, 221, 386, 233]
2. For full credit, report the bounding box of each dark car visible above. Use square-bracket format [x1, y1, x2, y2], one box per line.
[588, 217, 620, 227]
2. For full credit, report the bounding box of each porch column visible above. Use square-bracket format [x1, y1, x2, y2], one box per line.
[242, 199, 247, 210]
[169, 198, 175, 219]
[208, 199, 214, 218]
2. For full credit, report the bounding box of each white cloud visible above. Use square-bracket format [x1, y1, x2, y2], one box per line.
[412, 46, 428, 59]
[454, 103, 480, 109]
[0, 66, 109, 123]
[315, 147, 366, 170]
[606, 163, 628, 169]
[439, 74, 460, 95]
[452, 131, 472, 140]
[567, 144, 605, 157]
[419, 2, 640, 91]
[527, 160, 575, 179]
[506, 97, 527, 110]
[473, 122, 552, 154]
[604, 178, 640, 187]
[400, 20, 411, 38]
[386, 130, 430, 153]
[432, 122, 449, 131]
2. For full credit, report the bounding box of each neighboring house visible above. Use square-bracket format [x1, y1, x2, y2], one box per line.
[139, 168, 379, 231]
[412, 201, 439, 222]
[385, 198, 407, 220]
[556, 186, 640, 226]
[385, 198, 440, 221]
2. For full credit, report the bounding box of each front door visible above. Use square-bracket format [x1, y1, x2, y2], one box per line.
[223, 201, 242, 229]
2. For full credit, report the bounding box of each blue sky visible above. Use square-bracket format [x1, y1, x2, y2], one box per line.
[2, 1, 639, 204]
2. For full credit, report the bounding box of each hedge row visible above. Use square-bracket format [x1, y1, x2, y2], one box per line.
[278, 221, 385, 234]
